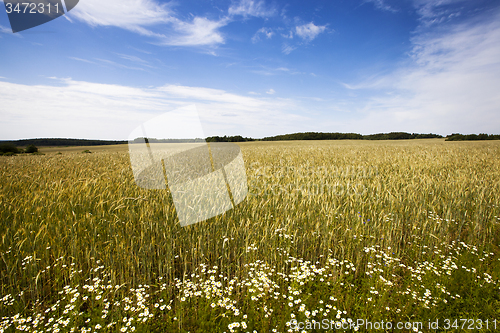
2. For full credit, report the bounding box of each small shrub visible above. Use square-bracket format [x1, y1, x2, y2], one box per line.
[82, 150, 91, 154]
[25, 144, 38, 153]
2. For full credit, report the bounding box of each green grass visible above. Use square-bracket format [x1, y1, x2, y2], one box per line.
[1, 139, 500, 332]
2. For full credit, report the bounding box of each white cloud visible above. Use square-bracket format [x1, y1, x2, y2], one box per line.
[163, 17, 228, 46]
[266, 89, 276, 95]
[228, 0, 275, 18]
[0, 78, 306, 139]
[70, 0, 172, 32]
[251, 27, 274, 43]
[69, 0, 228, 47]
[295, 22, 327, 41]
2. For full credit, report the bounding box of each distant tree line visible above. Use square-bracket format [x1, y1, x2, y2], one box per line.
[207, 132, 442, 142]
[0, 138, 128, 147]
[5, 132, 499, 148]
[445, 133, 500, 141]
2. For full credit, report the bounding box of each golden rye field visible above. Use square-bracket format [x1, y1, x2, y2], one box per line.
[1, 139, 500, 332]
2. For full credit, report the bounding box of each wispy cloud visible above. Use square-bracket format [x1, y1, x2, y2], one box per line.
[341, 9, 500, 134]
[250, 66, 295, 76]
[70, 55, 156, 71]
[162, 17, 229, 46]
[282, 44, 296, 55]
[116, 54, 149, 64]
[281, 30, 293, 39]
[93, 58, 146, 71]
[0, 24, 22, 37]
[251, 27, 274, 43]
[115, 53, 157, 69]
[363, 0, 398, 13]
[69, 57, 97, 65]
[412, 0, 465, 27]
[0, 25, 11, 34]
[266, 88, 276, 95]
[228, 0, 276, 18]
[295, 22, 327, 41]
[251, 70, 274, 76]
[129, 46, 153, 55]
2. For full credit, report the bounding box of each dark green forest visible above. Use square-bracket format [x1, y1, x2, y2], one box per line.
[445, 133, 500, 141]
[0, 138, 127, 147]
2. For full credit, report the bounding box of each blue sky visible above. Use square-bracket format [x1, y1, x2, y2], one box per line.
[0, 0, 499, 140]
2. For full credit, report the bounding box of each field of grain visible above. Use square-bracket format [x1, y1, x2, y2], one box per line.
[1, 139, 500, 332]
